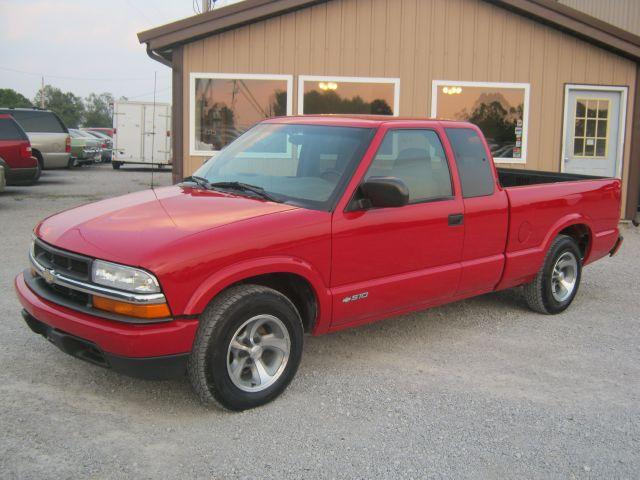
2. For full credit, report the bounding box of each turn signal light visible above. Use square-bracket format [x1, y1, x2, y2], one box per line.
[92, 296, 171, 319]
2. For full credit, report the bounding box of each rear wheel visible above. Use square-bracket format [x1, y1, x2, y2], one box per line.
[523, 234, 582, 314]
[112, 161, 122, 170]
[33, 150, 44, 172]
[188, 284, 303, 411]
[31, 160, 41, 183]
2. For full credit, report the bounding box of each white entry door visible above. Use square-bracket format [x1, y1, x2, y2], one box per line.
[562, 85, 627, 178]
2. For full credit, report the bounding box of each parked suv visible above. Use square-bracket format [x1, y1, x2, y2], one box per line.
[0, 114, 40, 185]
[0, 108, 70, 169]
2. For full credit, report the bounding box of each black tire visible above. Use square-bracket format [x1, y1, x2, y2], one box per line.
[33, 150, 44, 171]
[112, 161, 122, 170]
[188, 284, 304, 411]
[31, 160, 41, 183]
[523, 234, 582, 314]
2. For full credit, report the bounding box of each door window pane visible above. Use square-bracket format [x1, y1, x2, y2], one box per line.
[300, 77, 397, 115]
[192, 75, 290, 154]
[433, 82, 528, 162]
[365, 129, 452, 203]
[573, 98, 609, 158]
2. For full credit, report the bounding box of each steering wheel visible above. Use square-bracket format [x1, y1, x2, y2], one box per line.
[320, 169, 341, 182]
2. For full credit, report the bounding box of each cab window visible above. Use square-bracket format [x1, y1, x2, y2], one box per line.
[445, 128, 495, 198]
[365, 129, 453, 203]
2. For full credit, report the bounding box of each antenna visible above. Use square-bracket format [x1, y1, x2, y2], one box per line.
[151, 71, 157, 190]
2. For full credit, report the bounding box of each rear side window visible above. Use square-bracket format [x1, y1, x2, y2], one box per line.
[3, 110, 67, 133]
[0, 118, 28, 140]
[445, 128, 495, 198]
[366, 129, 453, 203]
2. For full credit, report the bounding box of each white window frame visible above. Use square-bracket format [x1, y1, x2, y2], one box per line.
[431, 80, 530, 164]
[560, 84, 628, 179]
[189, 72, 294, 157]
[297, 75, 401, 116]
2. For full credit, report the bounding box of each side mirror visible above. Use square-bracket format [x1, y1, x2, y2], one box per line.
[353, 177, 409, 210]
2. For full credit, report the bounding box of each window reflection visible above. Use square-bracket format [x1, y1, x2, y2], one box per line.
[435, 84, 527, 161]
[302, 80, 395, 115]
[194, 77, 289, 153]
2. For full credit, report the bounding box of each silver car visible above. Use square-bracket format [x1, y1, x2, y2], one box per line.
[0, 108, 70, 169]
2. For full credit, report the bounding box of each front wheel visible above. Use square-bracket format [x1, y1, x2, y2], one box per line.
[188, 285, 303, 410]
[523, 234, 582, 314]
[112, 161, 122, 170]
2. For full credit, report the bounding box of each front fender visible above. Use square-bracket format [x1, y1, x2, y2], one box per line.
[182, 256, 333, 334]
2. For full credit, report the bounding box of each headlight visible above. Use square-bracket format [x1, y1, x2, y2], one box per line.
[91, 260, 161, 293]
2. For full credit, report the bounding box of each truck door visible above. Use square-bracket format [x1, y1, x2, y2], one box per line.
[444, 127, 509, 295]
[331, 127, 465, 327]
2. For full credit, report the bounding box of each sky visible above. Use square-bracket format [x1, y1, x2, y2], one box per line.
[0, 0, 243, 103]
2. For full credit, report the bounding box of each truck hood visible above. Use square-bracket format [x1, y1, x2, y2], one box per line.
[36, 185, 297, 266]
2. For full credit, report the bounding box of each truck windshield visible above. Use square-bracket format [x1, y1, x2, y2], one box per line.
[193, 123, 374, 210]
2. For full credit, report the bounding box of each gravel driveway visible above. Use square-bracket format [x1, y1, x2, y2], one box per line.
[1, 165, 638, 479]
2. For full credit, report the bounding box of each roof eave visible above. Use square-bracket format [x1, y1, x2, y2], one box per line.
[138, 0, 326, 52]
[486, 0, 640, 61]
[139, 0, 640, 63]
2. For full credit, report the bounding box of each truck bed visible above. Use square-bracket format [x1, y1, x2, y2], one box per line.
[497, 167, 604, 188]
[495, 168, 621, 291]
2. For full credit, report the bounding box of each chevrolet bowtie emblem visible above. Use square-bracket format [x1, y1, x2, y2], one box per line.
[42, 269, 55, 284]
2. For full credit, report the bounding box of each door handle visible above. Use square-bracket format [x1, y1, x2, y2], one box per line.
[448, 213, 464, 226]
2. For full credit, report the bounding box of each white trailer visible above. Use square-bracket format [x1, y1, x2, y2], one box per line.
[112, 100, 171, 169]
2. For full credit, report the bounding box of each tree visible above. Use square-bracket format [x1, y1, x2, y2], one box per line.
[34, 85, 85, 128]
[0, 88, 33, 108]
[84, 92, 114, 127]
[303, 90, 393, 115]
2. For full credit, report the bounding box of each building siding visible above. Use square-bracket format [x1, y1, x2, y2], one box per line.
[181, 0, 637, 216]
[558, 0, 640, 37]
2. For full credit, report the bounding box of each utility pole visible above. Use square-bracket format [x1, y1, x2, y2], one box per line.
[40, 76, 45, 109]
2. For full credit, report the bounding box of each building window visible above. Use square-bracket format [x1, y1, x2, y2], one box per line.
[190, 73, 293, 156]
[431, 81, 530, 164]
[573, 98, 609, 157]
[298, 76, 400, 116]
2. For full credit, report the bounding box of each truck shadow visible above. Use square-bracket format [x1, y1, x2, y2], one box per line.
[36, 287, 530, 415]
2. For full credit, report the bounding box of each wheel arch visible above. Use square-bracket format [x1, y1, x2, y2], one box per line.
[541, 214, 594, 262]
[183, 257, 332, 334]
[557, 223, 592, 261]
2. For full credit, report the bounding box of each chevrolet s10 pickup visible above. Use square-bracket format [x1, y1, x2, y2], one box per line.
[16, 116, 623, 410]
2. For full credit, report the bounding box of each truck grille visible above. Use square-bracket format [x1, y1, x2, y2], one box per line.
[33, 239, 91, 281]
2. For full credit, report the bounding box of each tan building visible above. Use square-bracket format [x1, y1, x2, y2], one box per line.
[139, 0, 640, 220]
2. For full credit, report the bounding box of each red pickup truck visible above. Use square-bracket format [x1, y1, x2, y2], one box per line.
[16, 116, 623, 410]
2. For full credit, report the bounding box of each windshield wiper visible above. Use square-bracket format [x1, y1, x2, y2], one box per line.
[182, 175, 211, 189]
[208, 181, 280, 203]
